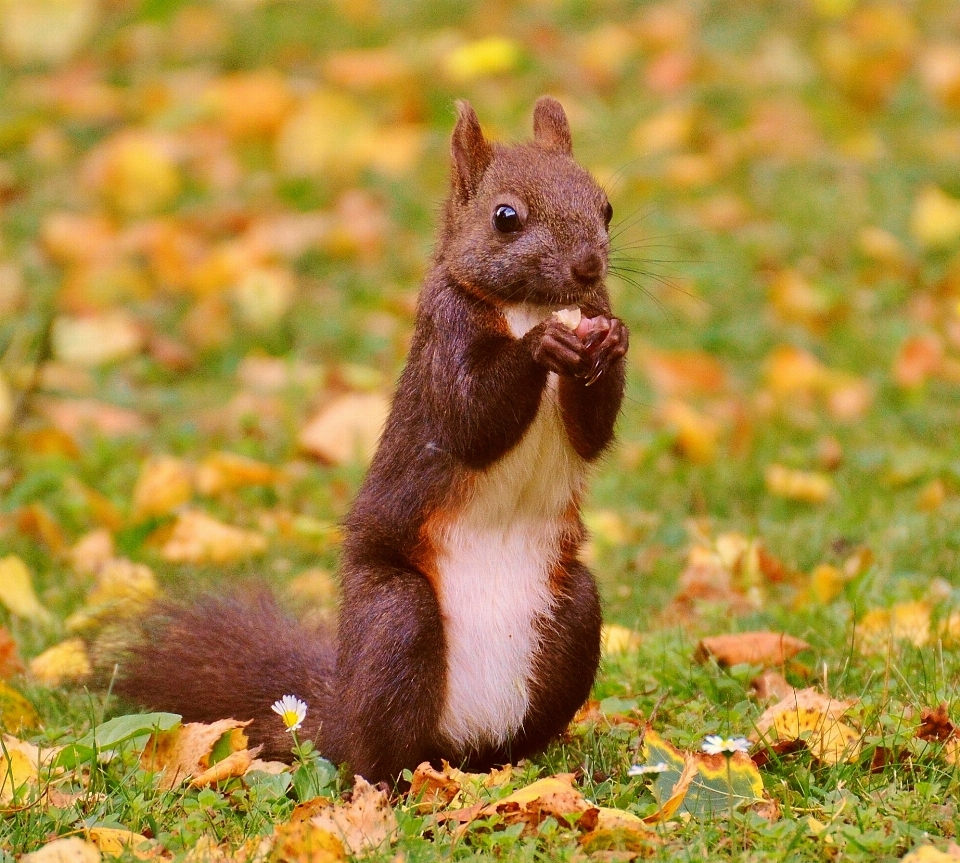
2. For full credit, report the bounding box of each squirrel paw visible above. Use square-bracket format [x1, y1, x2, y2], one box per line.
[532, 320, 593, 377]
[575, 316, 628, 386]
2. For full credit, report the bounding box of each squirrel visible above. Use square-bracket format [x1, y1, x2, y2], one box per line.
[116, 97, 629, 785]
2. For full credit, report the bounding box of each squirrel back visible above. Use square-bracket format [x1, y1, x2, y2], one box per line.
[118, 97, 628, 783]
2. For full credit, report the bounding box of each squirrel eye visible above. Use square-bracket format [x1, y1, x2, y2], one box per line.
[603, 201, 613, 227]
[493, 204, 522, 233]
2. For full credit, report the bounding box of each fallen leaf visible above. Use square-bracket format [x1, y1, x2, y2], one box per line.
[642, 347, 727, 398]
[0, 681, 40, 732]
[311, 776, 397, 854]
[601, 624, 642, 655]
[86, 828, 153, 859]
[894, 335, 944, 388]
[232, 266, 296, 331]
[161, 510, 267, 564]
[856, 601, 932, 654]
[36, 397, 148, 438]
[131, 456, 194, 521]
[69, 529, 115, 577]
[0, 628, 25, 679]
[750, 670, 794, 703]
[753, 687, 860, 764]
[29, 638, 92, 686]
[52, 313, 144, 367]
[194, 451, 282, 496]
[695, 631, 811, 667]
[298, 393, 390, 466]
[659, 399, 720, 463]
[142, 718, 252, 790]
[911, 186, 960, 250]
[20, 838, 101, 863]
[0, 556, 52, 624]
[408, 761, 461, 811]
[901, 846, 960, 863]
[191, 748, 254, 787]
[271, 818, 346, 863]
[0, 0, 99, 66]
[917, 703, 956, 743]
[0, 734, 43, 804]
[765, 464, 834, 504]
[444, 37, 521, 81]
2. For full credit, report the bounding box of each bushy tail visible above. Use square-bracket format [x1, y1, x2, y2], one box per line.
[114, 593, 337, 762]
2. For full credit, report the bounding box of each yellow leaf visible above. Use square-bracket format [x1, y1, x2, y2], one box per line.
[86, 558, 156, 608]
[298, 393, 390, 466]
[204, 69, 294, 139]
[0, 0, 99, 66]
[232, 266, 297, 331]
[601, 624, 641, 656]
[856, 601, 932, 654]
[132, 456, 193, 521]
[0, 370, 12, 435]
[0, 556, 52, 624]
[445, 37, 521, 81]
[0, 681, 39, 732]
[272, 819, 346, 863]
[191, 748, 253, 787]
[20, 838, 101, 863]
[911, 186, 960, 250]
[94, 131, 181, 217]
[86, 828, 153, 859]
[161, 510, 268, 564]
[310, 776, 397, 855]
[764, 464, 834, 504]
[69, 529, 115, 577]
[659, 399, 720, 463]
[901, 845, 960, 862]
[52, 313, 144, 368]
[142, 719, 251, 791]
[195, 451, 282, 497]
[29, 638, 92, 686]
[754, 687, 860, 764]
[810, 564, 845, 604]
[0, 734, 41, 804]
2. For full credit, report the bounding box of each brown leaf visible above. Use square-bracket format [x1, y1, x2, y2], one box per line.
[696, 632, 811, 667]
[298, 393, 390, 466]
[191, 749, 254, 788]
[408, 761, 461, 811]
[132, 456, 193, 521]
[160, 510, 267, 564]
[310, 776, 397, 855]
[272, 818, 345, 863]
[0, 628, 24, 680]
[918, 703, 957, 743]
[142, 719, 252, 790]
[37, 396, 148, 438]
[750, 670, 795, 703]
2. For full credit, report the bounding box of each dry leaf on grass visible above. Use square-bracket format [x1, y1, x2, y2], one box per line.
[69, 529, 115, 577]
[52, 313, 144, 367]
[141, 719, 255, 790]
[20, 838, 101, 863]
[311, 776, 397, 855]
[271, 818, 346, 863]
[917, 703, 956, 742]
[0, 682, 40, 733]
[901, 845, 960, 863]
[195, 452, 282, 496]
[0, 734, 48, 805]
[0, 628, 25, 679]
[29, 638, 92, 686]
[753, 687, 860, 765]
[0, 556, 52, 624]
[86, 828, 154, 859]
[601, 624, 642, 655]
[856, 601, 933, 654]
[695, 631, 811, 667]
[132, 456, 194, 521]
[36, 397, 147, 438]
[298, 393, 390, 466]
[161, 510, 268, 564]
[765, 464, 834, 504]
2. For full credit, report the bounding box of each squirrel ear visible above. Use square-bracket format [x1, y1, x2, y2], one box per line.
[533, 96, 572, 154]
[450, 100, 492, 203]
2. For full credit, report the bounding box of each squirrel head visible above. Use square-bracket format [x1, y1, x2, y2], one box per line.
[439, 97, 612, 311]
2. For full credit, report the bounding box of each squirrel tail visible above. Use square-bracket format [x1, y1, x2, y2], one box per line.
[114, 593, 339, 763]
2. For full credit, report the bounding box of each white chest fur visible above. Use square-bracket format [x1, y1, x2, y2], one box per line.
[435, 303, 586, 751]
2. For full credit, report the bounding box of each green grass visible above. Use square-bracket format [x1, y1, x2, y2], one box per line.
[3, 0, 960, 859]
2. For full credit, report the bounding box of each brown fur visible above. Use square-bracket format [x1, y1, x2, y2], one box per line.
[117, 97, 627, 784]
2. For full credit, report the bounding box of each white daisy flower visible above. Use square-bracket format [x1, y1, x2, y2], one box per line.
[627, 762, 670, 776]
[702, 735, 750, 756]
[271, 694, 308, 732]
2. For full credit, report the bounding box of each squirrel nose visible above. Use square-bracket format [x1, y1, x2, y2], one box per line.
[570, 249, 604, 284]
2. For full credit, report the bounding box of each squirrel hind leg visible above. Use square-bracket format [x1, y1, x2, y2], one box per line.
[114, 593, 341, 763]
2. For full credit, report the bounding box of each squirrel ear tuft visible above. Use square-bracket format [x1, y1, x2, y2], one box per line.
[533, 96, 572, 154]
[450, 100, 492, 203]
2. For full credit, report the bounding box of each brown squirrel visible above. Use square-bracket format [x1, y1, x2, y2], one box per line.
[117, 97, 628, 784]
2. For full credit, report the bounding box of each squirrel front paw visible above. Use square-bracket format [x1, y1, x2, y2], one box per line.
[575, 315, 629, 386]
[531, 316, 628, 382]
[532, 320, 593, 377]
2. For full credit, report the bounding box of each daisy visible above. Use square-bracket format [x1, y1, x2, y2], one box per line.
[271, 694, 308, 733]
[702, 735, 750, 756]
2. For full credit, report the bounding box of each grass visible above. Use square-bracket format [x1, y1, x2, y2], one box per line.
[3, 0, 960, 859]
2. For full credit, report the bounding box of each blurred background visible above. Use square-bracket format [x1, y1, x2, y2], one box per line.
[2, 0, 960, 635]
